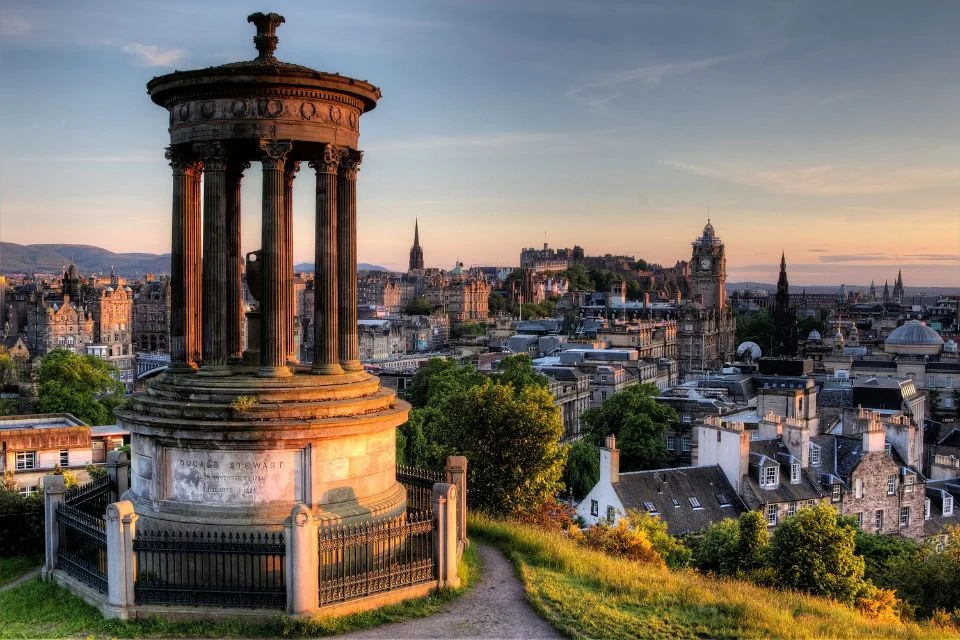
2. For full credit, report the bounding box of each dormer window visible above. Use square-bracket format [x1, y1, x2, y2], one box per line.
[945, 494, 954, 517]
[790, 463, 800, 484]
[810, 444, 821, 467]
[762, 465, 778, 487]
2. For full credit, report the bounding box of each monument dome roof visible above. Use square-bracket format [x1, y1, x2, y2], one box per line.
[807, 329, 822, 341]
[885, 320, 943, 355]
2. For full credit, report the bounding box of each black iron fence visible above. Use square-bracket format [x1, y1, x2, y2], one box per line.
[318, 509, 436, 606]
[57, 503, 107, 593]
[64, 475, 112, 517]
[132, 530, 286, 609]
[397, 465, 444, 512]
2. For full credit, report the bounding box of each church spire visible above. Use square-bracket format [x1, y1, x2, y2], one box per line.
[408, 219, 424, 271]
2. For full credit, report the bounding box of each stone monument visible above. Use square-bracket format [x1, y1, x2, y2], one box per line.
[116, 12, 410, 531]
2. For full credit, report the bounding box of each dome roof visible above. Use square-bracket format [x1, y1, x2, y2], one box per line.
[808, 329, 822, 341]
[884, 320, 943, 355]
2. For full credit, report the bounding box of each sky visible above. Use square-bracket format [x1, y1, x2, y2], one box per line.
[1, 0, 959, 287]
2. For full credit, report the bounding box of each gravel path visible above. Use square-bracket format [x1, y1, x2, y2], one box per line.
[335, 543, 561, 640]
[0, 567, 41, 593]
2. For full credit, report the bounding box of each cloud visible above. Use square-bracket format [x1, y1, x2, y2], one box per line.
[0, 14, 28, 38]
[0, 154, 160, 164]
[661, 160, 960, 196]
[122, 43, 187, 67]
[817, 253, 960, 264]
[367, 132, 564, 152]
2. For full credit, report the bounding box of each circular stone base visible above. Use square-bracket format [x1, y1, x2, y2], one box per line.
[116, 367, 411, 530]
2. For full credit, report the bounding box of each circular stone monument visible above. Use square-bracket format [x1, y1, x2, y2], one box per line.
[115, 13, 410, 532]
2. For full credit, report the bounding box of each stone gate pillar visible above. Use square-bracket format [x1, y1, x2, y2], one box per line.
[258, 139, 294, 378]
[309, 144, 344, 375]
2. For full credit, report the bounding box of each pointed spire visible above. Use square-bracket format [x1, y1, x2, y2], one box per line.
[413, 219, 420, 247]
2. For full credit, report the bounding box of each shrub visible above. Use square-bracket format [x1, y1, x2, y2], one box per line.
[231, 395, 257, 414]
[626, 510, 691, 568]
[581, 518, 664, 566]
[514, 497, 577, 533]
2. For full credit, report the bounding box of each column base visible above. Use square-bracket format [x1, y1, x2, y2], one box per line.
[286, 355, 301, 366]
[341, 360, 364, 372]
[228, 355, 244, 365]
[168, 363, 199, 374]
[312, 363, 345, 375]
[198, 365, 232, 377]
[257, 365, 294, 378]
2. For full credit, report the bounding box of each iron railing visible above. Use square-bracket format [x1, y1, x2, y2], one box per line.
[64, 475, 112, 517]
[56, 503, 107, 593]
[132, 530, 286, 609]
[318, 510, 436, 606]
[397, 465, 444, 512]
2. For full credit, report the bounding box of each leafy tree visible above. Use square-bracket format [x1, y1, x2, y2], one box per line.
[735, 309, 775, 354]
[589, 269, 620, 293]
[443, 380, 566, 515]
[563, 439, 600, 500]
[736, 510, 770, 573]
[796, 316, 826, 339]
[854, 529, 918, 588]
[695, 518, 741, 575]
[488, 292, 507, 314]
[0, 351, 16, 386]
[625, 280, 643, 301]
[35, 350, 125, 425]
[405, 358, 483, 409]
[404, 296, 433, 315]
[627, 510, 692, 568]
[885, 526, 960, 618]
[633, 259, 650, 271]
[580, 384, 677, 471]
[496, 354, 548, 394]
[563, 264, 593, 291]
[769, 503, 866, 605]
[451, 322, 487, 339]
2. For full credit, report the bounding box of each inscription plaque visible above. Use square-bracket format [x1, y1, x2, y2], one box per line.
[167, 448, 298, 505]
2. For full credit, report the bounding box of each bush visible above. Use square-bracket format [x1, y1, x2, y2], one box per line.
[695, 518, 741, 575]
[514, 497, 578, 533]
[579, 518, 664, 566]
[626, 510, 691, 568]
[0, 487, 43, 557]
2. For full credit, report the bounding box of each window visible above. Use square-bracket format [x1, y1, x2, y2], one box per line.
[925, 498, 931, 520]
[590, 500, 598, 517]
[810, 445, 821, 466]
[790, 463, 800, 484]
[606, 506, 616, 523]
[787, 502, 797, 517]
[855, 512, 863, 528]
[900, 506, 910, 528]
[671, 498, 680, 508]
[716, 493, 731, 507]
[59, 449, 69, 467]
[762, 466, 778, 487]
[643, 501, 658, 514]
[15, 451, 36, 471]
[688, 496, 702, 508]
[767, 504, 778, 526]
[884, 442, 892, 456]
[18, 485, 37, 497]
[887, 475, 896, 496]
[666, 436, 676, 452]
[831, 485, 842, 503]
[855, 478, 864, 499]
[716, 430, 722, 443]
[681, 435, 691, 453]
[944, 494, 954, 517]
[875, 509, 884, 532]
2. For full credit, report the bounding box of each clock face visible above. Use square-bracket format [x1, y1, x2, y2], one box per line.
[700, 257, 712, 271]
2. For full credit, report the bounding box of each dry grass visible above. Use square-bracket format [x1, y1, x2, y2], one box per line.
[471, 514, 960, 640]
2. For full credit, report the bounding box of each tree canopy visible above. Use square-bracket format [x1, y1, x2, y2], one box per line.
[579, 383, 677, 471]
[404, 296, 434, 316]
[35, 350, 125, 425]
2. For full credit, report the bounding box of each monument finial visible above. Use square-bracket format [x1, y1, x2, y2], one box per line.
[247, 12, 285, 62]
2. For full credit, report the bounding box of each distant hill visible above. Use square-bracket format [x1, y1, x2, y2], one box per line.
[728, 281, 960, 296]
[294, 262, 391, 273]
[1, 243, 171, 276]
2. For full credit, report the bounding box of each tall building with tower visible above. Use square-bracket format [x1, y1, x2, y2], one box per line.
[689, 220, 727, 309]
[408, 219, 424, 271]
[772, 253, 797, 356]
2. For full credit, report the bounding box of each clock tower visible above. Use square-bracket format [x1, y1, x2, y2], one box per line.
[690, 220, 726, 309]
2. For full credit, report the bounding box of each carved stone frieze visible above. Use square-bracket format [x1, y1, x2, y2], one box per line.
[168, 96, 360, 129]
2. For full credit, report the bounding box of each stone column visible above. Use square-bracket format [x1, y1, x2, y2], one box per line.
[284, 160, 301, 365]
[308, 145, 344, 375]
[42, 474, 67, 578]
[190, 160, 204, 366]
[164, 147, 201, 373]
[104, 501, 137, 619]
[196, 141, 230, 375]
[432, 482, 460, 589]
[258, 139, 294, 378]
[226, 161, 250, 364]
[337, 149, 364, 371]
[284, 503, 319, 615]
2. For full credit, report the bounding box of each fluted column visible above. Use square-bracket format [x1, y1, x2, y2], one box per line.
[337, 149, 363, 371]
[258, 139, 294, 378]
[226, 160, 250, 364]
[284, 160, 301, 365]
[164, 147, 201, 373]
[190, 161, 203, 366]
[195, 142, 230, 375]
[308, 144, 344, 375]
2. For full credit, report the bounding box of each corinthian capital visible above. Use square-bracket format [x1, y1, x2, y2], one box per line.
[340, 149, 364, 181]
[193, 141, 227, 172]
[259, 139, 293, 169]
[308, 144, 345, 175]
[164, 146, 200, 176]
[284, 160, 301, 188]
[227, 159, 252, 181]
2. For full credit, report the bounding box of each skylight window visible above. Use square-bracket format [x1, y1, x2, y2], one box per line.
[716, 493, 731, 507]
[643, 501, 658, 514]
[688, 496, 702, 508]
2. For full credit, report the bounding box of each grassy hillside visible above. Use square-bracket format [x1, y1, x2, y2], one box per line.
[471, 515, 959, 640]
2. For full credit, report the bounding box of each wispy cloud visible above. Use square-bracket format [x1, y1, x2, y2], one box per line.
[0, 13, 28, 39]
[121, 43, 186, 67]
[368, 132, 564, 152]
[0, 155, 159, 164]
[661, 159, 960, 196]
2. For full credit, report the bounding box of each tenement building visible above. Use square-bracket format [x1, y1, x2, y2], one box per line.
[132, 277, 171, 353]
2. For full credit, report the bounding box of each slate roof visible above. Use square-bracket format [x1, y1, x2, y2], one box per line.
[810, 434, 919, 487]
[939, 428, 960, 448]
[739, 440, 824, 510]
[613, 465, 745, 535]
[923, 480, 960, 538]
[538, 366, 587, 382]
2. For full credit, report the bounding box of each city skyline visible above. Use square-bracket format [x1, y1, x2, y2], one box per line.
[1, 1, 959, 285]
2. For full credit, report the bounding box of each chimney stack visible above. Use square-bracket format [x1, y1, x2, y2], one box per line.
[601, 434, 620, 484]
[863, 413, 886, 453]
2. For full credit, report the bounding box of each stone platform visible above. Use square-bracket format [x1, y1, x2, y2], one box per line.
[115, 368, 410, 531]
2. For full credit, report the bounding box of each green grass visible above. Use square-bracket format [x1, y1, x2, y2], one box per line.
[0, 555, 42, 586]
[470, 515, 959, 640]
[0, 544, 479, 639]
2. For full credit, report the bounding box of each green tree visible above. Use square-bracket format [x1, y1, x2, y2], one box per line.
[580, 384, 677, 471]
[488, 292, 507, 314]
[695, 518, 741, 575]
[589, 269, 620, 293]
[854, 529, 918, 589]
[404, 296, 433, 315]
[443, 380, 566, 515]
[406, 358, 484, 409]
[736, 510, 770, 574]
[885, 527, 960, 618]
[769, 503, 866, 604]
[625, 280, 643, 301]
[563, 264, 593, 291]
[796, 316, 826, 340]
[495, 354, 548, 394]
[627, 510, 692, 568]
[563, 439, 600, 500]
[35, 350, 125, 425]
[735, 309, 775, 354]
[0, 351, 16, 386]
